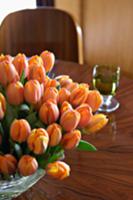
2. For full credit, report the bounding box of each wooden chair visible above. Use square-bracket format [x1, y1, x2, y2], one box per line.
[0, 7, 83, 64]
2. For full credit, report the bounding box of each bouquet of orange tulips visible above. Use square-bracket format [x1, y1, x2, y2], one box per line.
[0, 51, 108, 180]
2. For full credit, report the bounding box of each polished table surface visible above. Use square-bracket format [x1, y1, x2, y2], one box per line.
[14, 60, 133, 200]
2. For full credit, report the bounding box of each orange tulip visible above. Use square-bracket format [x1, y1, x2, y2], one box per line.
[33, 97, 44, 111]
[59, 77, 73, 88]
[58, 88, 70, 105]
[61, 129, 81, 149]
[69, 87, 88, 108]
[80, 83, 89, 89]
[28, 64, 46, 83]
[24, 80, 43, 104]
[6, 81, 24, 105]
[60, 101, 73, 115]
[18, 155, 38, 176]
[82, 114, 108, 134]
[28, 55, 43, 66]
[65, 82, 79, 92]
[10, 119, 31, 143]
[76, 104, 93, 128]
[47, 123, 62, 146]
[0, 154, 17, 175]
[40, 50, 55, 72]
[0, 155, 2, 173]
[60, 109, 80, 132]
[13, 53, 29, 78]
[86, 90, 103, 112]
[39, 101, 59, 125]
[0, 61, 19, 87]
[0, 92, 6, 120]
[27, 128, 49, 154]
[43, 76, 59, 89]
[43, 87, 58, 104]
[46, 161, 70, 180]
[0, 54, 13, 63]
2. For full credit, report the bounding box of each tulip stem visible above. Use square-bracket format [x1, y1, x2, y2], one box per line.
[29, 105, 34, 113]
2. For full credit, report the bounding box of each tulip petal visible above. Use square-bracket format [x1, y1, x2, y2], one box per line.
[82, 114, 108, 134]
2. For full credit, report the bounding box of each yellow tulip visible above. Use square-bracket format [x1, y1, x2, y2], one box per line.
[82, 114, 108, 134]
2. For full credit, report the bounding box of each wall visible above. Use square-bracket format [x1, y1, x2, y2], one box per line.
[55, 0, 133, 75]
[55, 0, 82, 25]
[83, 0, 133, 74]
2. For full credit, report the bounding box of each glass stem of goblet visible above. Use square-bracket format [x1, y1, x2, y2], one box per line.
[102, 95, 113, 106]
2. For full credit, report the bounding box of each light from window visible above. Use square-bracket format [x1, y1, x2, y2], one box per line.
[0, 0, 36, 24]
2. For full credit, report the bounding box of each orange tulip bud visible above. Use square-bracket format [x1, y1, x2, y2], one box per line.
[40, 50, 55, 72]
[76, 104, 93, 128]
[86, 90, 103, 112]
[13, 53, 29, 78]
[60, 101, 73, 115]
[28, 55, 43, 66]
[43, 76, 59, 89]
[18, 155, 38, 176]
[0, 61, 19, 87]
[10, 119, 31, 143]
[6, 81, 24, 105]
[82, 114, 108, 134]
[27, 128, 49, 154]
[47, 123, 62, 146]
[0, 155, 2, 172]
[69, 87, 88, 108]
[65, 82, 79, 92]
[28, 64, 46, 83]
[33, 97, 43, 111]
[0, 154, 17, 175]
[24, 80, 43, 104]
[61, 129, 81, 149]
[0, 54, 13, 63]
[46, 161, 70, 180]
[60, 77, 73, 88]
[0, 92, 6, 120]
[60, 109, 80, 132]
[43, 87, 58, 104]
[39, 101, 59, 125]
[58, 88, 70, 105]
[80, 83, 89, 89]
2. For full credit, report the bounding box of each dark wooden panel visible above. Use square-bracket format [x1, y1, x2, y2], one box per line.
[0, 8, 80, 62]
[14, 60, 133, 200]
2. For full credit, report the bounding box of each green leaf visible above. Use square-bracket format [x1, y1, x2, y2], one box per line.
[0, 122, 4, 137]
[34, 119, 46, 129]
[26, 112, 37, 128]
[18, 104, 30, 118]
[14, 143, 23, 158]
[48, 149, 65, 163]
[20, 70, 25, 84]
[4, 103, 18, 129]
[0, 85, 5, 95]
[37, 149, 65, 168]
[77, 140, 97, 151]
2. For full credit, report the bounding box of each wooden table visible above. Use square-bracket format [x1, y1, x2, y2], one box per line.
[15, 60, 133, 200]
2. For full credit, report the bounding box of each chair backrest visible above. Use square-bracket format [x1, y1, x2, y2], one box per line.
[0, 7, 83, 64]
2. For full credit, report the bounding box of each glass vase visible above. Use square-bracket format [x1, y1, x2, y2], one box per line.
[0, 169, 45, 200]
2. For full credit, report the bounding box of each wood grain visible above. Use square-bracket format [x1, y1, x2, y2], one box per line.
[0, 8, 83, 63]
[83, 0, 133, 75]
[14, 60, 133, 200]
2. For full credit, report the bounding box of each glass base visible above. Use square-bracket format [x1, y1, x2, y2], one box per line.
[0, 169, 45, 200]
[98, 95, 120, 113]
